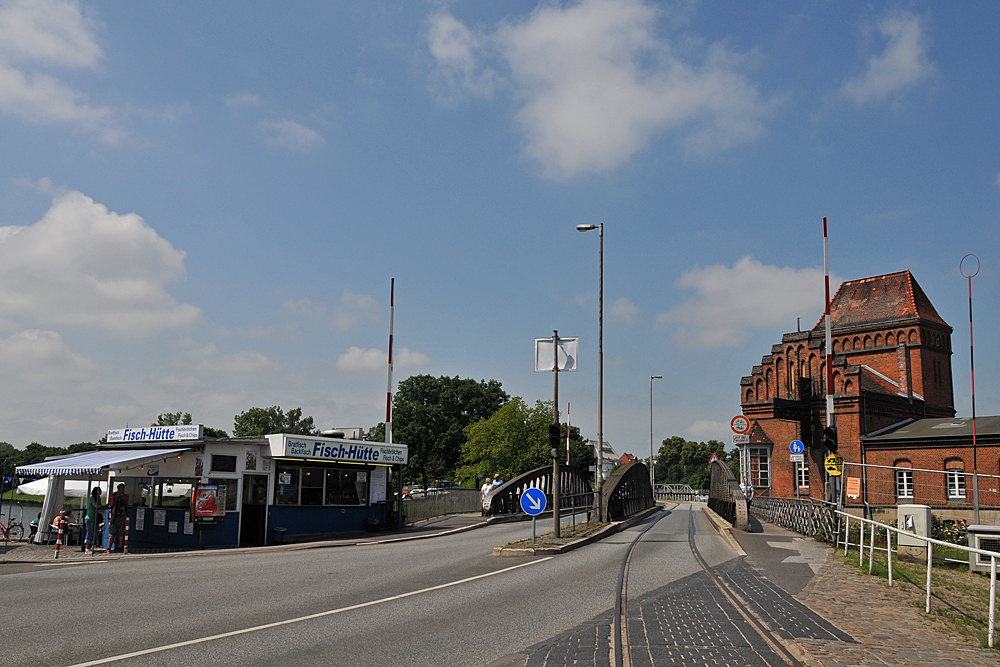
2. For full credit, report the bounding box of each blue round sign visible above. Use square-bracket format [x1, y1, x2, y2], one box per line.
[790, 440, 804, 454]
[520, 487, 547, 516]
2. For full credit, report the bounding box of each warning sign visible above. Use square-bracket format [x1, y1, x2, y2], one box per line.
[825, 454, 844, 476]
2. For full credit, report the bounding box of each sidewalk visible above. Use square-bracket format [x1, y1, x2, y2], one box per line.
[0, 513, 488, 564]
[730, 519, 998, 667]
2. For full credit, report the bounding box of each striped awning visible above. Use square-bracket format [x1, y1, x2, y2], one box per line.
[15, 448, 189, 476]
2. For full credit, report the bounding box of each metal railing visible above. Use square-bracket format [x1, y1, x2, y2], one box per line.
[750, 495, 838, 542]
[483, 465, 592, 518]
[655, 484, 707, 501]
[603, 460, 654, 522]
[403, 489, 481, 522]
[838, 509, 999, 648]
[707, 459, 749, 531]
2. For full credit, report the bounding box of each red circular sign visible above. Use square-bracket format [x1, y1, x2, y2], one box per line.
[731, 415, 750, 434]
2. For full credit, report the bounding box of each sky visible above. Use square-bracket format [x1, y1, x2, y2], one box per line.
[0, 0, 998, 457]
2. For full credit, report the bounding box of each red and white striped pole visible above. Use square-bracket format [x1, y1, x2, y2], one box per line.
[823, 217, 834, 425]
[53, 519, 65, 559]
[124, 517, 130, 554]
[385, 278, 395, 446]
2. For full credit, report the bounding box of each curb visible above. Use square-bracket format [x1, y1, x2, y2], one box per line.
[493, 505, 664, 556]
[700, 505, 747, 557]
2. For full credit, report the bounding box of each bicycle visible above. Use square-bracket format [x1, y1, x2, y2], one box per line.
[1, 504, 25, 541]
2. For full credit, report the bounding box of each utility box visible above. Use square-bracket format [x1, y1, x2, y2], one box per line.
[897, 504, 931, 560]
[967, 525, 1000, 573]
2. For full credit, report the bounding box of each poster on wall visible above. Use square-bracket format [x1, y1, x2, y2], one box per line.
[194, 457, 204, 476]
[192, 485, 222, 518]
[168, 521, 178, 533]
[153, 510, 167, 526]
[370, 467, 387, 502]
[183, 511, 194, 535]
[263, 458, 271, 472]
[246, 450, 257, 471]
[135, 508, 145, 531]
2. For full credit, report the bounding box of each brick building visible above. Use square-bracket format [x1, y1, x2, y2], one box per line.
[737, 270, 957, 501]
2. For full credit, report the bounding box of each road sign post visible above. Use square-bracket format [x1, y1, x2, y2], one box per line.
[521, 488, 547, 545]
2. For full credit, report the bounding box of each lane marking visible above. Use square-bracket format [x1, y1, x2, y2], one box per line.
[34, 561, 108, 567]
[65, 556, 554, 667]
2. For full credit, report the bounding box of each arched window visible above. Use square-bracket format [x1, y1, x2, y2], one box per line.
[833, 339, 840, 353]
[875, 334, 883, 347]
[863, 335, 872, 349]
[853, 337, 861, 351]
[886, 332, 895, 347]
[895, 460, 913, 498]
[775, 357, 783, 398]
[745, 389, 753, 404]
[844, 379, 854, 395]
[908, 329, 918, 344]
[765, 368, 773, 400]
[833, 371, 843, 395]
[755, 378, 764, 401]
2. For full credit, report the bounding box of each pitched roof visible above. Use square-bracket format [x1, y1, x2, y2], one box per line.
[813, 270, 948, 332]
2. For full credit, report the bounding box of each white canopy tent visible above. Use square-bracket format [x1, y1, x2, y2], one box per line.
[16, 478, 109, 498]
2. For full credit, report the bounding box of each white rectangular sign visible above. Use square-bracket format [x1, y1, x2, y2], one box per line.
[534, 337, 579, 372]
[107, 425, 203, 443]
[266, 434, 408, 465]
[790, 453, 804, 462]
[732, 434, 749, 444]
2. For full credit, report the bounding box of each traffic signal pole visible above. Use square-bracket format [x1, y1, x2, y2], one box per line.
[823, 218, 839, 507]
[552, 331, 561, 539]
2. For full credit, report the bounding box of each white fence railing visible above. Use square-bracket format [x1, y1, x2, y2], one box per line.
[837, 509, 999, 647]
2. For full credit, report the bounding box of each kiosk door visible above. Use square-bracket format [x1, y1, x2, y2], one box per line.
[240, 474, 268, 547]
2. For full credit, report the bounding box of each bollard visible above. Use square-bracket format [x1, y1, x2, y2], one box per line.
[925, 542, 933, 613]
[990, 556, 996, 649]
[53, 519, 65, 559]
[859, 521, 864, 565]
[869, 521, 875, 574]
[886, 526, 893, 587]
[124, 517, 129, 554]
[843, 515, 850, 555]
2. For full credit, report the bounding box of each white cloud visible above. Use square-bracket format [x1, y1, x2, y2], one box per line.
[658, 256, 841, 348]
[839, 11, 936, 105]
[684, 419, 728, 442]
[0, 0, 123, 140]
[170, 338, 277, 375]
[336, 346, 429, 372]
[0, 187, 201, 336]
[427, 0, 774, 178]
[0, 329, 96, 384]
[284, 297, 327, 319]
[611, 297, 639, 326]
[258, 119, 325, 152]
[333, 289, 378, 331]
[224, 92, 262, 109]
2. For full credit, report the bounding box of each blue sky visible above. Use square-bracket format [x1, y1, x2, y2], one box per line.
[0, 0, 997, 455]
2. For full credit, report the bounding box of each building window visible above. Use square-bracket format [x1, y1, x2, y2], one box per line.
[946, 468, 966, 499]
[895, 470, 913, 499]
[274, 464, 370, 506]
[211, 455, 237, 473]
[208, 477, 239, 511]
[749, 447, 770, 489]
[796, 461, 809, 489]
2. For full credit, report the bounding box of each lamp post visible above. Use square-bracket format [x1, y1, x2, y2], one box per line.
[650, 375, 662, 491]
[577, 223, 603, 521]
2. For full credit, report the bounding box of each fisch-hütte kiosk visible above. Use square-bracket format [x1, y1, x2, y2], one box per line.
[16, 425, 408, 549]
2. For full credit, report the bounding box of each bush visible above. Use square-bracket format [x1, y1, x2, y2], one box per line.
[932, 515, 968, 545]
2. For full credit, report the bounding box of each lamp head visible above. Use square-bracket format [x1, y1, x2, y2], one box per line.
[576, 224, 598, 232]
[651, 375, 663, 380]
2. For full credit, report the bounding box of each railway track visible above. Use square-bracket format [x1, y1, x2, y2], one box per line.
[612, 503, 803, 667]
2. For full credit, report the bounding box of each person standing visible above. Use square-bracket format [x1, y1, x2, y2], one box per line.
[106, 483, 129, 553]
[84, 487, 103, 555]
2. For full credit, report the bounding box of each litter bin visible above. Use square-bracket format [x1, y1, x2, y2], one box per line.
[366, 518, 379, 532]
[271, 527, 287, 544]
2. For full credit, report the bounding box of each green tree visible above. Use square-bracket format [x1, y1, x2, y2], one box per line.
[391, 375, 508, 490]
[365, 423, 386, 442]
[233, 406, 316, 437]
[653, 436, 732, 490]
[456, 398, 595, 486]
[153, 412, 228, 437]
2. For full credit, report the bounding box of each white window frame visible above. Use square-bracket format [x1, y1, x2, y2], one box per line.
[895, 469, 913, 499]
[796, 461, 809, 489]
[749, 447, 770, 489]
[946, 469, 966, 499]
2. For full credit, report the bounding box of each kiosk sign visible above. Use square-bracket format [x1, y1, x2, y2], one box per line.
[107, 425, 203, 443]
[267, 434, 408, 465]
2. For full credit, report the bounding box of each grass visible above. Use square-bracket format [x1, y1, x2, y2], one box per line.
[840, 542, 999, 651]
[503, 520, 607, 549]
[1, 491, 43, 504]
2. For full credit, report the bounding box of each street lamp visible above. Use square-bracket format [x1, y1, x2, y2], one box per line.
[577, 223, 603, 521]
[650, 375, 662, 492]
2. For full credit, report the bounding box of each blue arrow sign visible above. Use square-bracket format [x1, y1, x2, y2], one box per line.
[520, 487, 547, 516]
[790, 440, 804, 454]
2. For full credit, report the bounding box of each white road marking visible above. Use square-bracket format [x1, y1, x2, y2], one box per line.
[65, 556, 554, 667]
[34, 560, 108, 567]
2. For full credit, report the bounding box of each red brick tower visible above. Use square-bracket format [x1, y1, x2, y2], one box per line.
[738, 270, 954, 499]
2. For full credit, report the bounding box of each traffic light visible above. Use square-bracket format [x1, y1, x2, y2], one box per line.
[549, 423, 562, 455]
[823, 426, 838, 452]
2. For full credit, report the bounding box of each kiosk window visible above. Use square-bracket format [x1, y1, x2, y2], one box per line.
[208, 478, 238, 511]
[211, 455, 237, 473]
[326, 470, 367, 506]
[275, 467, 300, 505]
[152, 478, 197, 508]
[301, 468, 324, 506]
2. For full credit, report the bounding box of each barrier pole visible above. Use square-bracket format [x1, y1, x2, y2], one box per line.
[53, 520, 64, 559]
[990, 556, 996, 649]
[925, 542, 934, 613]
[859, 521, 864, 565]
[844, 515, 850, 555]
[886, 526, 893, 587]
[124, 517, 130, 554]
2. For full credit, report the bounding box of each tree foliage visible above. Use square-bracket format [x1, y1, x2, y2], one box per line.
[653, 436, 737, 490]
[0, 441, 98, 474]
[153, 411, 228, 437]
[390, 375, 508, 489]
[456, 398, 595, 486]
[233, 406, 316, 437]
